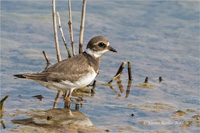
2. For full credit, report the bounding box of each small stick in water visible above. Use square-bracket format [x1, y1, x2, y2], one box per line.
[42, 51, 50, 64]
[128, 61, 132, 80]
[42, 51, 50, 70]
[108, 62, 127, 84]
[159, 77, 162, 83]
[144, 77, 148, 83]
[108, 73, 121, 84]
[115, 62, 127, 76]
[0, 95, 9, 112]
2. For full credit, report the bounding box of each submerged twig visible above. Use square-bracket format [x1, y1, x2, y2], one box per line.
[32, 95, 44, 101]
[68, 0, 75, 56]
[128, 61, 132, 80]
[52, 0, 61, 62]
[57, 12, 71, 58]
[79, 0, 87, 53]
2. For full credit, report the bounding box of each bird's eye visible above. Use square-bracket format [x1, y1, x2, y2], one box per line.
[98, 42, 105, 47]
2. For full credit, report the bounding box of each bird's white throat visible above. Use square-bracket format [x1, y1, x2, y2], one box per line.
[85, 48, 108, 58]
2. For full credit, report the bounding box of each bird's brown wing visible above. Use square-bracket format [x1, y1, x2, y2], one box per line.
[22, 53, 91, 83]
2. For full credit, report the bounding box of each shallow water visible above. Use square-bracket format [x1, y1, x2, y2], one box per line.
[1, 0, 199, 132]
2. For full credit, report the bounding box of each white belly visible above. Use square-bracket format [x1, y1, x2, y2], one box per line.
[37, 67, 97, 91]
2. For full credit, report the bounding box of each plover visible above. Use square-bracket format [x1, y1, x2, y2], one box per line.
[14, 36, 117, 100]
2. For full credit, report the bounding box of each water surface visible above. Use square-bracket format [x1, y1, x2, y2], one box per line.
[1, 0, 199, 132]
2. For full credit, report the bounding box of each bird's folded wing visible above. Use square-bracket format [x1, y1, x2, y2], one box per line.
[23, 53, 91, 82]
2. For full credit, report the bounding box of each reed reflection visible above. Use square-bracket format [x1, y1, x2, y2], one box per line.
[108, 77, 132, 98]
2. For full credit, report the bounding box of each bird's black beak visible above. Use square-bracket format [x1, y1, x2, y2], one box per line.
[108, 46, 117, 52]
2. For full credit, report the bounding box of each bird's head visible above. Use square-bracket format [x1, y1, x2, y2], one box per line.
[85, 36, 117, 58]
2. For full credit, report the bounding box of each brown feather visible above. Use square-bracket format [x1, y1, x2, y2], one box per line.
[21, 52, 100, 83]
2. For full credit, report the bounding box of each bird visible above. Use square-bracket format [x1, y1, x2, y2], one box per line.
[14, 36, 117, 104]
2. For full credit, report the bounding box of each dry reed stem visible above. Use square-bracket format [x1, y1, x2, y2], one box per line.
[128, 61, 132, 80]
[115, 61, 127, 76]
[108, 62, 126, 83]
[108, 73, 121, 84]
[52, 0, 62, 108]
[52, 0, 61, 62]
[57, 12, 72, 58]
[79, 0, 87, 53]
[68, 0, 75, 56]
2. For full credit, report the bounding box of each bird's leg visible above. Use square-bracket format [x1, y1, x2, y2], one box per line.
[64, 89, 73, 109]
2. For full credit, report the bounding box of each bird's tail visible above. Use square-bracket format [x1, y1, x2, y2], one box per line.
[13, 74, 26, 78]
[14, 73, 48, 82]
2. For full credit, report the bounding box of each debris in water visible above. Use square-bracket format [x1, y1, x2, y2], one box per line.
[32, 95, 44, 101]
[159, 76, 162, 83]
